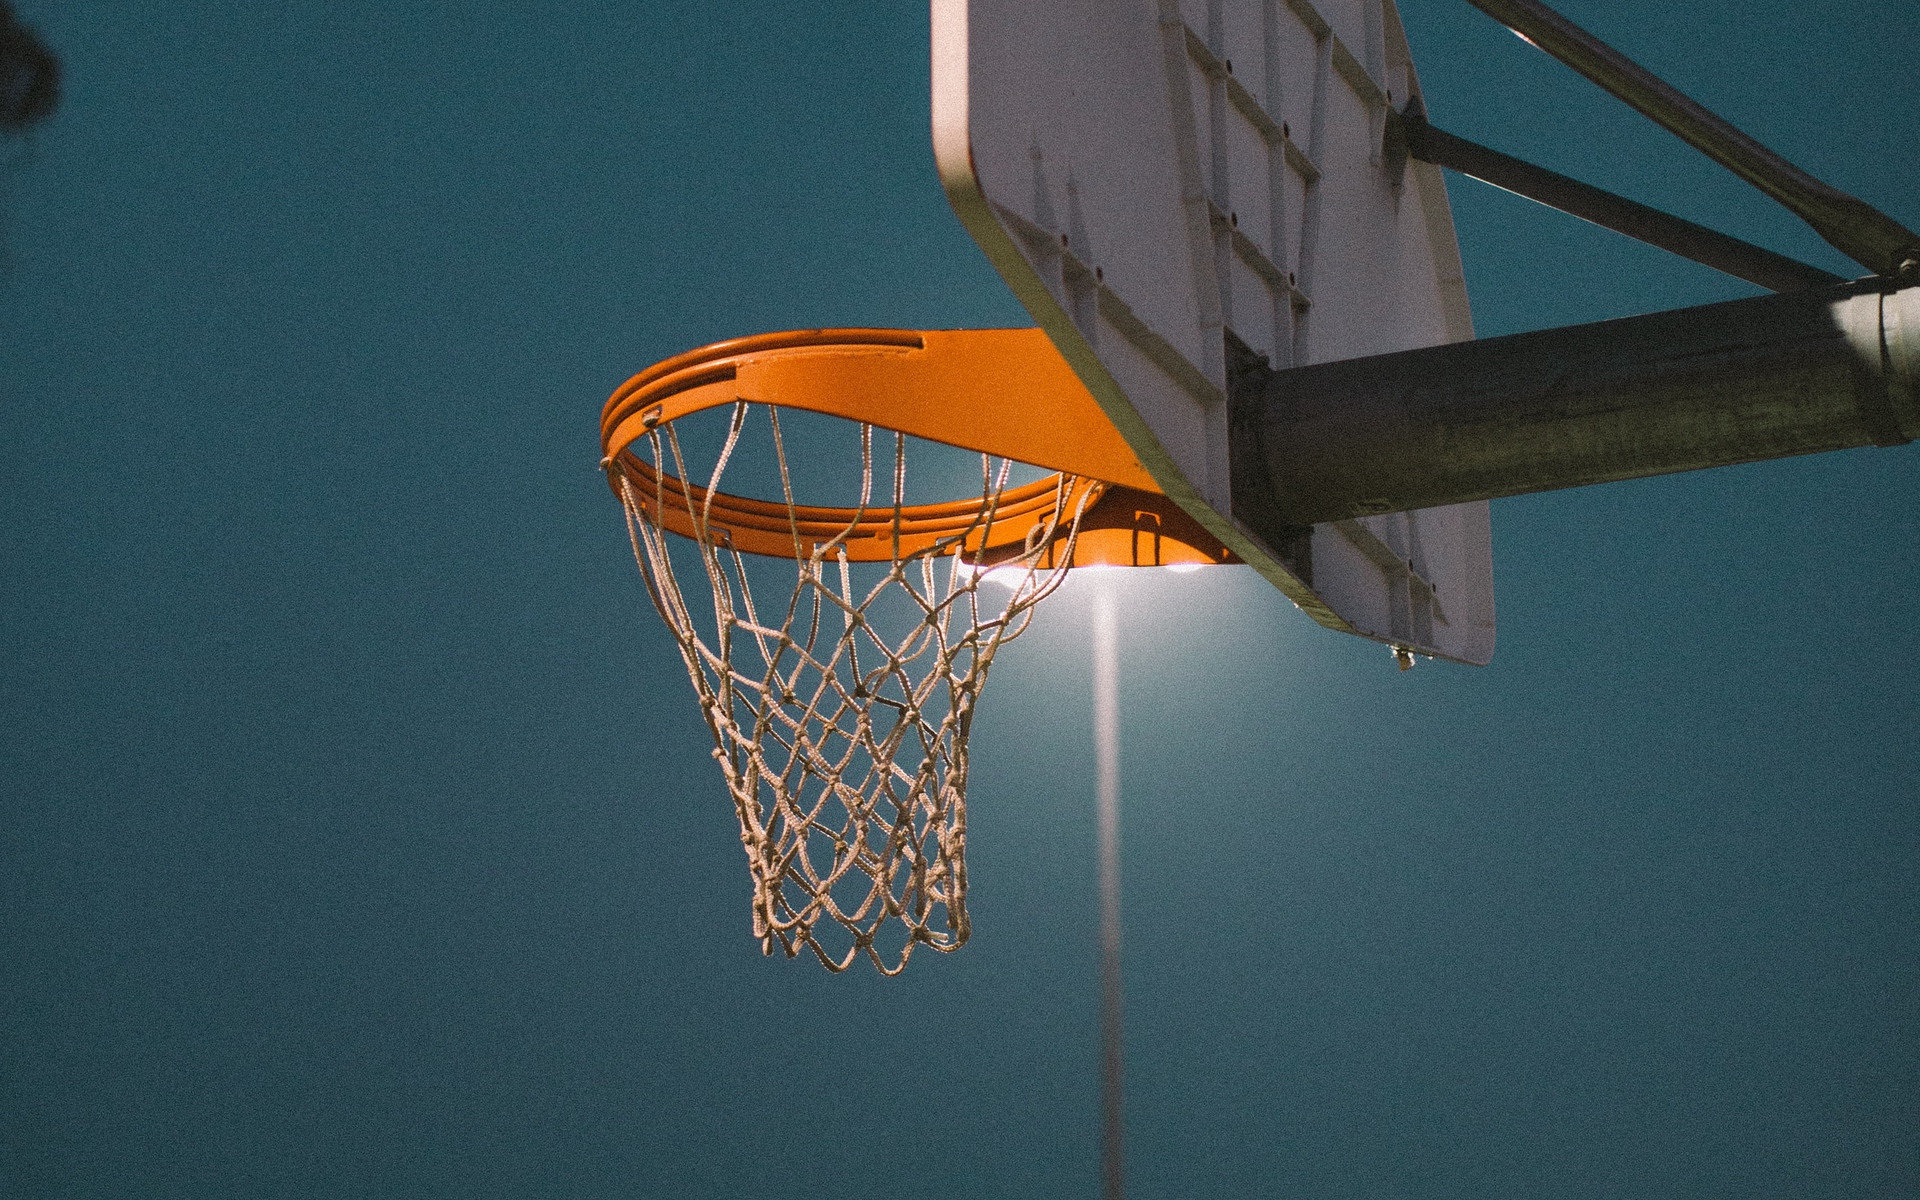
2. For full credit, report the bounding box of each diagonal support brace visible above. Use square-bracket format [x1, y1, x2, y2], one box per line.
[1389, 101, 1842, 294]
[1462, 0, 1920, 280]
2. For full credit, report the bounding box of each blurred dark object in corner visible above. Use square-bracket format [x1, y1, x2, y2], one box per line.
[0, 1, 58, 132]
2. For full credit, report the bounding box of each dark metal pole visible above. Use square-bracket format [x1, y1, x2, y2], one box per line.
[1233, 280, 1919, 527]
[1391, 105, 1841, 294]
[1462, 0, 1920, 279]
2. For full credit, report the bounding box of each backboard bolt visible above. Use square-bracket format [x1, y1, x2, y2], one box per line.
[1392, 645, 1416, 671]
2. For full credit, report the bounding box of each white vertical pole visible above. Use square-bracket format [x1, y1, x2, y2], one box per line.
[1092, 584, 1125, 1200]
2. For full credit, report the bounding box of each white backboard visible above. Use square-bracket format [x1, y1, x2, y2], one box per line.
[933, 0, 1496, 665]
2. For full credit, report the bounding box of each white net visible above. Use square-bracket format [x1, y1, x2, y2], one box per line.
[609, 401, 1091, 973]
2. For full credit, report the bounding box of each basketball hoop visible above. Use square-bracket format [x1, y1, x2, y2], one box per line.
[601, 329, 1232, 973]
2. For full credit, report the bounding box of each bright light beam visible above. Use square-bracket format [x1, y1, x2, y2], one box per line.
[1092, 584, 1125, 1200]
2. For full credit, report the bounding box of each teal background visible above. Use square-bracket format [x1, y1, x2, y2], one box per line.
[3, 2, 1916, 1196]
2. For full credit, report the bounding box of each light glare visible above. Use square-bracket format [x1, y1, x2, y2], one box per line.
[967, 564, 1033, 589]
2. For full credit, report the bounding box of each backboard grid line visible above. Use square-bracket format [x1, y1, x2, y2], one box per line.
[1292, 23, 1331, 365]
[1181, 8, 1405, 367]
[1260, 0, 1300, 367]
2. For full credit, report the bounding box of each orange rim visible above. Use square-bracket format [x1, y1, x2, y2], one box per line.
[601, 329, 1239, 566]
[612, 450, 1106, 563]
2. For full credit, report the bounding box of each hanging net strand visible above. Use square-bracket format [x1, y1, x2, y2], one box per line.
[607, 399, 1096, 974]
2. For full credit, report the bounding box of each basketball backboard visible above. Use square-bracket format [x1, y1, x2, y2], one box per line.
[932, 0, 1496, 665]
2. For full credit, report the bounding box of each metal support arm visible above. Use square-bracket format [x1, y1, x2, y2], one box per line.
[1233, 280, 1919, 527]
[1390, 103, 1841, 294]
[1463, 0, 1920, 279]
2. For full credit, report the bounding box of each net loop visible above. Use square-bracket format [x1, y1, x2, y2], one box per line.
[608, 401, 1093, 973]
